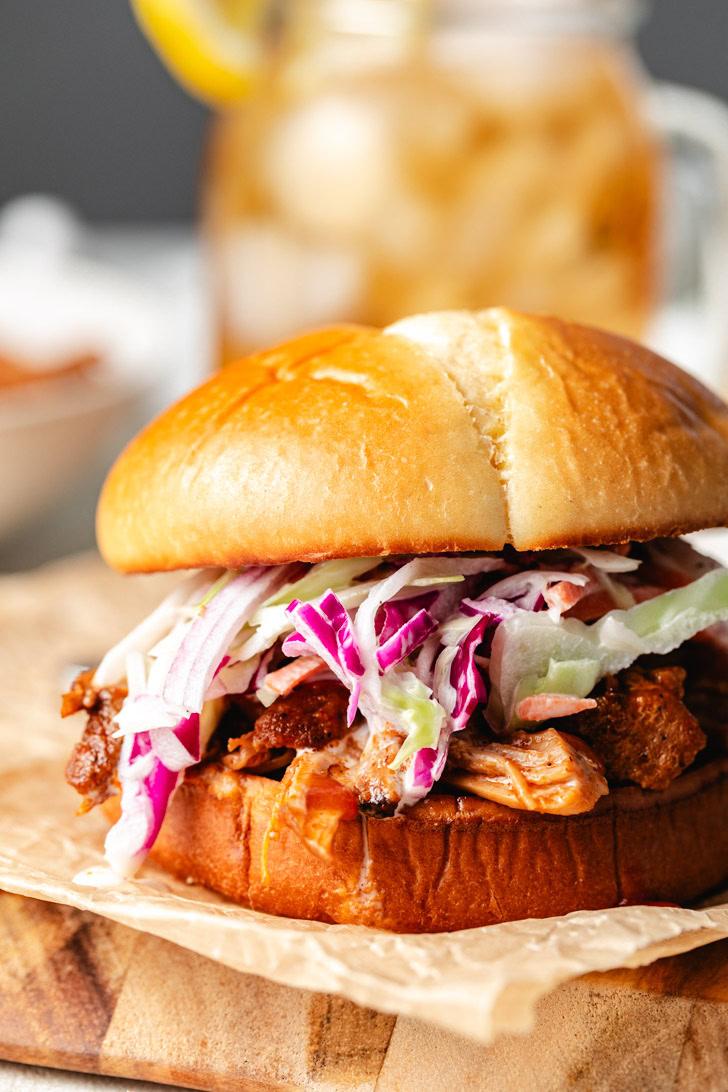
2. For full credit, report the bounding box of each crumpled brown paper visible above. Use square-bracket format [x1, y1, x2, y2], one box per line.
[2, 552, 728, 1044]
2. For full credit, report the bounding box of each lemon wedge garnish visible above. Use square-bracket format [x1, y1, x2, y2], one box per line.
[130, 0, 266, 106]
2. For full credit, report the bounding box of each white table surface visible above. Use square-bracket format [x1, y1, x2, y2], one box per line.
[0, 1061, 184, 1092]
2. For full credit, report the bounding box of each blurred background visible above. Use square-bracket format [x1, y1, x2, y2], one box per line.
[2, 2, 727, 222]
[1, 0, 727, 571]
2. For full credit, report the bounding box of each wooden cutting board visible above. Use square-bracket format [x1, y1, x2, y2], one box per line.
[3, 892, 728, 1092]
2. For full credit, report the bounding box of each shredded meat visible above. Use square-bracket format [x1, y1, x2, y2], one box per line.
[223, 732, 294, 773]
[347, 723, 404, 810]
[224, 682, 404, 813]
[61, 668, 100, 717]
[445, 728, 608, 815]
[269, 722, 407, 814]
[563, 665, 706, 791]
[223, 682, 348, 773]
[252, 682, 349, 750]
[263, 751, 359, 868]
[63, 672, 127, 811]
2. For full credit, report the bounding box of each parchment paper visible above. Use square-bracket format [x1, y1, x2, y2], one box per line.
[2, 552, 728, 1044]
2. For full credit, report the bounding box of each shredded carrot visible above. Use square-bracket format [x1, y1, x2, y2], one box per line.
[517, 693, 597, 722]
[544, 580, 588, 616]
[262, 655, 326, 697]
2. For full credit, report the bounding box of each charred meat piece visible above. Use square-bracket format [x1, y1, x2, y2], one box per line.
[224, 682, 348, 773]
[445, 728, 608, 815]
[563, 665, 706, 791]
[253, 682, 349, 751]
[63, 673, 127, 811]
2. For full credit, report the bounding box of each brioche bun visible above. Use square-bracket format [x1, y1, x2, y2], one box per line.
[97, 309, 728, 573]
[103, 757, 728, 931]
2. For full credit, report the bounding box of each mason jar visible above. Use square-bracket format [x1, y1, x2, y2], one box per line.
[202, 0, 681, 362]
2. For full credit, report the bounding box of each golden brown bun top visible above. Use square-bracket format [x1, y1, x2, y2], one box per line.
[97, 308, 728, 572]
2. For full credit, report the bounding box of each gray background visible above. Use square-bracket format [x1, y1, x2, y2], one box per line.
[0, 0, 727, 223]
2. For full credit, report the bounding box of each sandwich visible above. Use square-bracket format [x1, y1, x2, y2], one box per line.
[63, 308, 728, 932]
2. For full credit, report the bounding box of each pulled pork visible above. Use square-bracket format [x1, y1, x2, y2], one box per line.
[224, 682, 348, 771]
[224, 684, 405, 812]
[254, 682, 349, 750]
[560, 665, 706, 791]
[263, 751, 359, 866]
[445, 728, 608, 815]
[63, 645, 717, 846]
[346, 723, 404, 810]
[63, 670, 127, 812]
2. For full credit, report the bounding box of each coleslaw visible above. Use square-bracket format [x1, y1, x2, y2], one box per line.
[77, 540, 728, 878]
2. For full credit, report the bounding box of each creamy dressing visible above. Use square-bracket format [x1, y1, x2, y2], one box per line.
[72, 865, 122, 888]
[72, 865, 170, 893]
[355, 811, 382, 909]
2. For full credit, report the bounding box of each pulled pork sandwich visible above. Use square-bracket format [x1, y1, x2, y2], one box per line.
[64, 309, 728, 931]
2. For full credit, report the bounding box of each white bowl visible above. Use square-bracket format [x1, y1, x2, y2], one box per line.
[0, 259, 166, 539]
[0, 373, 149, 536]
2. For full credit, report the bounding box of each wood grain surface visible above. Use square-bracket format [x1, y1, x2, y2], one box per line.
[3, 892, 728, 1092]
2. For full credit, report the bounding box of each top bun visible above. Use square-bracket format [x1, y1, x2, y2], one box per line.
[97, 308, 728, 573]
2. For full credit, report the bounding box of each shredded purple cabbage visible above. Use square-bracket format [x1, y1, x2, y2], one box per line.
[376, 608, 438, 672]
[284, 592, 365, 725]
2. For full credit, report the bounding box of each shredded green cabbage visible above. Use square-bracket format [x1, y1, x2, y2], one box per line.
[239, 562, 468, 663]
[265, 557, 381, 608]
[514, 658, 601, 715]
[408, 575, 465, 587]
[492, 568, 728, 726]
[383, 673, 446, 769]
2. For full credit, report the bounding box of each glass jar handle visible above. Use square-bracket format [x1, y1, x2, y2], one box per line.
[647, 82, 728, 394]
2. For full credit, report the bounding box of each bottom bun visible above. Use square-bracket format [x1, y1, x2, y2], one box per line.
[103, 758, 728, 932]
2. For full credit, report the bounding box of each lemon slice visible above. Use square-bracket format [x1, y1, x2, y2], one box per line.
[130, 0, 266, 106]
